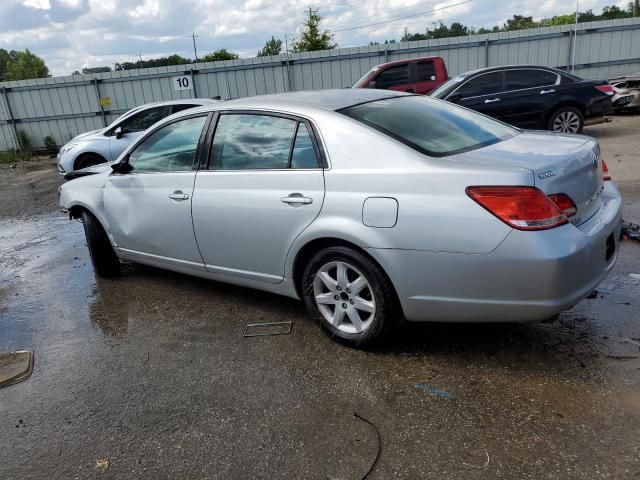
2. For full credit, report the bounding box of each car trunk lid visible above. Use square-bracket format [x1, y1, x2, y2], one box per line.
[451, 131, 604, 226]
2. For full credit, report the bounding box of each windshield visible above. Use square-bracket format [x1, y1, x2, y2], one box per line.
[429, 75, 466, 99]
[351, 67, 379, 88]
[340, 95, 517, 157]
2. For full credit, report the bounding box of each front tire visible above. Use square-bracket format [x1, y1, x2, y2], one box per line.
[81, 211, 120, 277]
[301, 246, 398, 348]
[74, 154, 105, 170]
[548, 107, 584, 133]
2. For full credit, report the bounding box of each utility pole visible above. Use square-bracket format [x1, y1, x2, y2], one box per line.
[284, 34, 289, 54]
[192, 32, 199, 62]
[571, 0, 579, 74]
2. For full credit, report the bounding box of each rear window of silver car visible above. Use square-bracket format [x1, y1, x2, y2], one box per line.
[340, 96, 517, 157]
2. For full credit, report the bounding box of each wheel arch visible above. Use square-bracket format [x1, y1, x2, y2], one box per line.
[73, 152, 107, 170]
[291, 236, 403, 316]
[546, 101, 585, 124]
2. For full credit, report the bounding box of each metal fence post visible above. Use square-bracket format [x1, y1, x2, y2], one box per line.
[1, 87, 20, 150]
[566, 30, 574, 72]
[190, 69, 199, 98]
[484, 39, 490, 67]
[92, 79, 107, 127]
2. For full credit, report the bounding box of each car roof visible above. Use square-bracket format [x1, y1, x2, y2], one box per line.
[372, 55, 441, 70]
[456, 65, 570, 78]
[220, 89, 411, 112]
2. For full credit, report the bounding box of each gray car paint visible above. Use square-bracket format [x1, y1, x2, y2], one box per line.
[59, 89, 622, 323]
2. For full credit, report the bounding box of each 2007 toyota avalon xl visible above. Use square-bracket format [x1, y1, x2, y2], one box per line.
[59, 89, 622, 348]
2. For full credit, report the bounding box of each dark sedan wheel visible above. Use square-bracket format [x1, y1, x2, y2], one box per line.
[548, 107, 584, 134]
[74, 154, 105, 170]
[81, 211, 120, 277]
[302, 246, 398, 348]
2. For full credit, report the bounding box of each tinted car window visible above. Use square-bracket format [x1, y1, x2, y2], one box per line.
[341, 96, 517, 157]
[128, 116, 207, 173]
[171, 104, 200, 114]
[374, 64, 410, 88]
[458, 72, 502, 98]
[505, 70, 558, 90]
[211, 114, 297, 170]
[416, 61, 436, 82]
[290, 124, 319, 169]
[120, 106, 167, 132]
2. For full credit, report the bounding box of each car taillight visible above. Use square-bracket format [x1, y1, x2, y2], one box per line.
[595, 85, 614, 96]
[466, 186, 568, 231]
[548, 193, 577, 217]
[602, 159, 611, 181]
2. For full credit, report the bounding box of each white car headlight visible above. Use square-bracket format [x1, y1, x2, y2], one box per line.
[59, 143, 79, 154]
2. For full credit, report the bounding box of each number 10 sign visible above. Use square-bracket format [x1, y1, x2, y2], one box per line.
[173, 75, 193, 91]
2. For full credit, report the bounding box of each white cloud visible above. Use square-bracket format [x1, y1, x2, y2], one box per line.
[0, 0, 625, 76]
[22, 0, 51, 8]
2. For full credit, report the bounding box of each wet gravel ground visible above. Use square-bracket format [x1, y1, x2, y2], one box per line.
[1, 118, 640, 479]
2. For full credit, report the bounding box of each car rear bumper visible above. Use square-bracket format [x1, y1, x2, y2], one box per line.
[368, 183, 622, 323]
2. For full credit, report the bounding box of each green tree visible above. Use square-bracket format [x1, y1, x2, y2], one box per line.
[200, 49, 239, 62]
[257, 37, 283, 56]
[502, 15, 538, 30]
[3, 49, 49, 81]
[115, 54, 193, 71]
[82, 66, 112, 74]
[292, 8, 337, 52]
[0, 49, 9, 81]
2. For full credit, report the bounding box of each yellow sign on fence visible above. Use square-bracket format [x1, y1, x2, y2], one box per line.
[99, 96, 112, 107]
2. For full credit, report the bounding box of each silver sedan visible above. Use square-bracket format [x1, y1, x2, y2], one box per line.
[59, 90, 622, 348]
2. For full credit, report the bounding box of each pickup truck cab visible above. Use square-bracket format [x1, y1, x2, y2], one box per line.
[352, 56, 448, 95]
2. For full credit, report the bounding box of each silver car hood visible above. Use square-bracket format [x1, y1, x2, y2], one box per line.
[64, 160, 116, 180]
[70, 128, 107, 142]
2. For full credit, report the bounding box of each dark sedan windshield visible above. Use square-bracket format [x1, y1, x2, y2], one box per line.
[340, 95, 517, 157]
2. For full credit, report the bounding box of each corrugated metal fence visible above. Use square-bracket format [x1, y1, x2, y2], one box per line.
[1, 17, 639, 151]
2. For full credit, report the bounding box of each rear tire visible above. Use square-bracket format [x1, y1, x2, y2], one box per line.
[74, 154, 105, 170]
[548, 107, 584, 134]
[81, 211, 120, 277]
[301, 246, 398, 348]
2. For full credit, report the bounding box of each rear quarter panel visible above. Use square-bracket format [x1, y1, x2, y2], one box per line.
[288, 113, 532, 262]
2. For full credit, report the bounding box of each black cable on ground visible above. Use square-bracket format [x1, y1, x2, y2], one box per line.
[354, 412, 381, 480]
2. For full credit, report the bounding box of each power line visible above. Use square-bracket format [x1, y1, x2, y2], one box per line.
[330, 0, 476, 33]
[325, 0, 443, 29]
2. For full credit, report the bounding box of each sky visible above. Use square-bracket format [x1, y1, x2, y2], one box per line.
[0, 0, 630, 76]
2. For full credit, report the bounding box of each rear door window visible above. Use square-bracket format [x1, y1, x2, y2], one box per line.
[209, 114, 320, 170]
[374, 64, 410, 88]
[457, 72, 502, 98]
[120, 106, 168, 132]
[416, 61, 436, 82]
[505, 70, 559, 91]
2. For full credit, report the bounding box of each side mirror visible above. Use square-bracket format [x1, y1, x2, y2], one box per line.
[367, 81, 377, 89]
[111, 162, 133, 175]
[115, 126, 126, 139]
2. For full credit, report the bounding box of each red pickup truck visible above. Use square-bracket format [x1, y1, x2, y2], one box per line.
[352, 56, 448, 95]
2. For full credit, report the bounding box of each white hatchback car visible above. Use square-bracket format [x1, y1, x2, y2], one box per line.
[57, 99, 218, 174]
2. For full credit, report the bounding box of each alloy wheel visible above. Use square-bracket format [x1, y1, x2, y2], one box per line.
[313, 261, 376, 334]
[552, 111, 581, 133]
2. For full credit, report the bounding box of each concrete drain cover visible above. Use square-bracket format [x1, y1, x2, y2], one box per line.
[0, 350, 34, 388]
